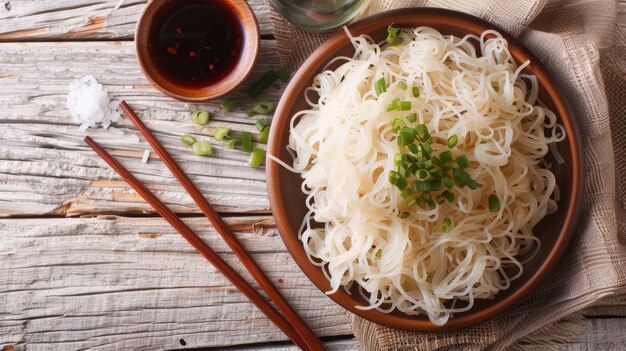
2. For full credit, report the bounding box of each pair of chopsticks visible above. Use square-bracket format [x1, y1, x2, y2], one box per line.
[85, 101, 325, 351]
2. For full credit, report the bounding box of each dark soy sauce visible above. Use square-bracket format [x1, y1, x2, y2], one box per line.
[150, 1, 243, 88]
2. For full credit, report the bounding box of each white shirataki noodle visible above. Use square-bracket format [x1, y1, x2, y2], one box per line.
[66, 75, 121, 131]
[270, 27, 566, 325]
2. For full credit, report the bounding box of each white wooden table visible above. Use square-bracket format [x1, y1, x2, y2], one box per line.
[1, 1, 625, 350]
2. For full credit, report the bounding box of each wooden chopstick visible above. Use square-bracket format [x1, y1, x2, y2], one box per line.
[84, 136, 315, 351]
[118, 101, 325, 351]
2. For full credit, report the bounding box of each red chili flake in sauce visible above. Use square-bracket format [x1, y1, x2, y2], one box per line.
[176, 27, 182, 34]
[278, 278, 285, 283]
[209, 64, 215, 71]
[189, 51, 198, 58]
[166, 47, 178, 55]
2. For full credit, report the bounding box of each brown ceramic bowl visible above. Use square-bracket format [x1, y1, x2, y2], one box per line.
[135, 0, 259, 102]
[267, 8, 584, 332]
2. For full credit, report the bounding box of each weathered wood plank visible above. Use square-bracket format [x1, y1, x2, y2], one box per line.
[0, 0, 273, 41]
[0, 216, 352, 350]
[0, 41, 289, 217]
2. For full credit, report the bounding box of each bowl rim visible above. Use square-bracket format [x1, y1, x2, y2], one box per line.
[267, 7, 584, 332]
[134, 0, 260, 102]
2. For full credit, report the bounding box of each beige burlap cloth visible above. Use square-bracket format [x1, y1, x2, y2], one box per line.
[268, 0, 626, 349]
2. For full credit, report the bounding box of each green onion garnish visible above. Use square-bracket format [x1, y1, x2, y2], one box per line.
[412, 87, 420, 98]
[427, 200, 436, 210]
[391, 117, 405, 133]
[375, 77, 387, 96]
[456, 155, 470, 169]
[398, 81, 407, 90]
[258, 126, 270, 144]
[221, 99, 235, 112]
[439, 150, 453, 163]
[180, 134, 197, 146]
[489, 195, 501, 212]
[248, 70, 278, 98]
[387, 98, 411, 111]
[412, 180, 430, 193]
[406, 113, 417, 123]
[240, 131, 253, 153]
[192, 140, 213, 156]
[429, 179, 441, 191]
[255, 118, 269, 132]
[227, 138, 239, 149]
[386, 25, 403, 46]
[406, 198, 417, 207]
[407, 143, 419, 154]
[400, 188, 413, 199]
[400, 211, 409, 219]
[435, 194, 445, 205]
[248, 148, 265, 167]
[397, 127, 415, 146]
[442, 177, 455, 189]
[442, 217, 452, 232]
[213, 126, 231, 141]
[453, 169, 480, 190]
[442, 190, 455, 203]
[275, 68, 290, 82]
[246, 106, 257, 117]
[389, 170, 407, 190]
[415, 169, 429, 181]
[191, 110, 210, 125]
[447, 135, 459, 148]
[252, 100, 275, 115]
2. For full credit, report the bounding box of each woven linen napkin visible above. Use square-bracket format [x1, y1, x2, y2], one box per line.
[268, 0, 626, 349]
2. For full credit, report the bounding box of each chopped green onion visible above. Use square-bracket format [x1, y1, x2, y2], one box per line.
[248, 70, 278, 98]
[249, 148, 265, 167]
[435, 194, 445, 205]
[421, 143, 433, 155]
[246, 106, 257, 117]
[412, 87, 420, 98]
[375, 249, 382, 258]
[442, 190, 455, 203]
[227, 138, 239, 149]
[275, 68, 290, 82]
[442, 217, 452, 232]
[415, 169, 429, 181]
[394, 153, 403, 167]
[421, 191, 432, 200]
[400, 188, 413, 199]
[489, 195, 501, 212]
[431, 156, 449, 171]
[449, 160, 460, 169]
[398, 81, 407, 90]
[399, 100, 411, 110]
[375, 77, 387, 96]
[406, 113, 417, 123]
[442, 177, 455, 189]
[180, 134, 197, 146]
[429, 179, 441, 191]
[427, 200, 436, 210]
[397, 127, 415, 146]
[258, 126, 270, 144]
[389, 170, 407, 190]
[453, 169, 480, 190]
[439, 151, 453, 163]
[192, 140, 213, 156]
[192, 110, 210, 125]
[391, 117, 405, 133]
[213, 126, 231, 141]
[221, 99, 235, 112]
[255, 118, 269, 132]
[406, 198, 417, 207]
[456, 155, 470, 169]
[387, 99, 411, 111]
[240, 131, 253, 153]
[400, 211, 409, 219]
[412, 180, 430, 193]
[447, 135, 459, 148]
[386, 25, 403, 46]
[407, 143, 419, 154]
[252, 100, 275, 115]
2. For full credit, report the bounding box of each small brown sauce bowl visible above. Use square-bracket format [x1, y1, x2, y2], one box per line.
[267, 8, 584, 332]
[135, 0, 260, 102]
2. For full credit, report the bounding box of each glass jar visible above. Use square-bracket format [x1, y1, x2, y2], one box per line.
[268, 0, 370, 33]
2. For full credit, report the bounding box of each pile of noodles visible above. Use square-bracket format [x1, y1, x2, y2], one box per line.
[270, 27, 565, 325]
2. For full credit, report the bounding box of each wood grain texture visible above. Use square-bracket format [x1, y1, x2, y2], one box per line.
[0, 0, 272, 40]
[0, 216, 351, 350]
[0, 41, 289, 217]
